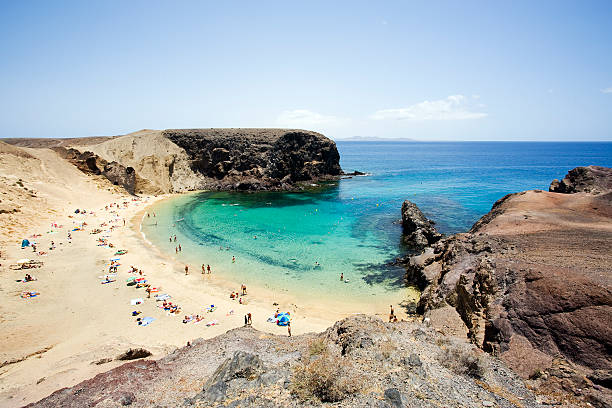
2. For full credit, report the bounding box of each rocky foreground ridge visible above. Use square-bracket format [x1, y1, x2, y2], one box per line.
[402, 166, 612, 407]
[3, 128, 342, 194]
[27, 315, 540, 408]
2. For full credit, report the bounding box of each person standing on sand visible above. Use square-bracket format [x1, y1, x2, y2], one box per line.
[202, 264, 205, 274]
[287, 322, 291, 337]
[185, 265, 189, 275]
[389, 305, 395, 322]
[207, 264, 211, 274]
[247, 313, 252, 325]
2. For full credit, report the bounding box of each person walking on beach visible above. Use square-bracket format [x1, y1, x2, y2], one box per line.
[202, 264, 206, 274]
[185, 265, 189, 275]
[207, 264, 211, 274]
[247, 313, 252, 325]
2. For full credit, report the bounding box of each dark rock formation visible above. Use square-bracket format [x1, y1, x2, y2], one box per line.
[115, 348, 152, 361]
[103, 162, 136, 195]
[197, 351, 265, 403]
[403, 166, 612, 407]
[401, 200, 442, 249]
[26, 316, 540, 408]
[549, 165, 612, 195]
[162, 128, 342, 191]
[52, 147, 137, 194]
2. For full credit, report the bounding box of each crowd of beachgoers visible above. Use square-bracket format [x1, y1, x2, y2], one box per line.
[10, 198, 293, 336]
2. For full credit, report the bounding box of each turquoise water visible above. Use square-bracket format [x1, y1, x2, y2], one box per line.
[141, 142, 612, 309]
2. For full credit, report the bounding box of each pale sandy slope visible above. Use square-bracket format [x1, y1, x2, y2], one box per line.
[0, 144, 336, 407]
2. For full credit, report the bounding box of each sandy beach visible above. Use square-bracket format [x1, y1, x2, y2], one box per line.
[0, 194, 337, 407]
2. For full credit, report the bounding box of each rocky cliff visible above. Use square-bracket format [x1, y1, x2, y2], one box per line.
[80, 128, 342, 194]
[549, 165, 612, 195]
[403, 167, 612, 407]
[26, 316, 540, 408]
[3, 128, 342, 194]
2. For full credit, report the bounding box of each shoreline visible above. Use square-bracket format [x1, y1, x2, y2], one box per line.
[135, 193, 418, 323]
[2, 187, 408, 407]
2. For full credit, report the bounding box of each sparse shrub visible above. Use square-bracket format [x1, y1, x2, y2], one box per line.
[290, 350, 361, 402]
[308, 339, 327, 356]
[438, 343, 486, 379]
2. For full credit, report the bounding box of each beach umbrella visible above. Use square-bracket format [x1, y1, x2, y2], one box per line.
[277, 314, 290, 326]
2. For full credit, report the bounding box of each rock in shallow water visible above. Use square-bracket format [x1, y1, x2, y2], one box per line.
[401, 199, 442, 249]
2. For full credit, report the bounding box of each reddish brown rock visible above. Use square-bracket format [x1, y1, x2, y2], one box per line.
[405, 166, 612, 407]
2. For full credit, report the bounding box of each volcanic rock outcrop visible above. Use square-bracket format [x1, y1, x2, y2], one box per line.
[549, 165, 612, 195]
[401, 200, 442, 249]
[404, 166, 612, 407]
[163, 128, 341, 191]
[60, 128, 342, 194]
[4, 128, 342, 194]
[26, 316, 540, 408]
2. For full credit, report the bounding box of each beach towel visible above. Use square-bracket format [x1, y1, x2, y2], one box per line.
[130, 298, 144, 305]
[206, 320, 218, 327]
[139, 317, 154, 326]
[101, 279, 116, 284]
[155, 294, 171, 301]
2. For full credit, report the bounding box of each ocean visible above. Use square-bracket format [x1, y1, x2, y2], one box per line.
[140, 142, 612, 312]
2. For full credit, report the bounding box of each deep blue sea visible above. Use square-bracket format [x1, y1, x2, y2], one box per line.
[141, 142, 612, 312]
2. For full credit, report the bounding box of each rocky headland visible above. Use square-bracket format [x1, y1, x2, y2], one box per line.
[3, 128, 342, 194]
[402, 166, 612, 407]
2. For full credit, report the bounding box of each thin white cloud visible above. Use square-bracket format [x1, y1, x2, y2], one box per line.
[276, 109, 347, 128]
[602, 87, 612, 94]
[370, 95, 487, 121]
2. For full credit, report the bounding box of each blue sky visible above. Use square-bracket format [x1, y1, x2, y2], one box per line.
[1, 1, 611, 140]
